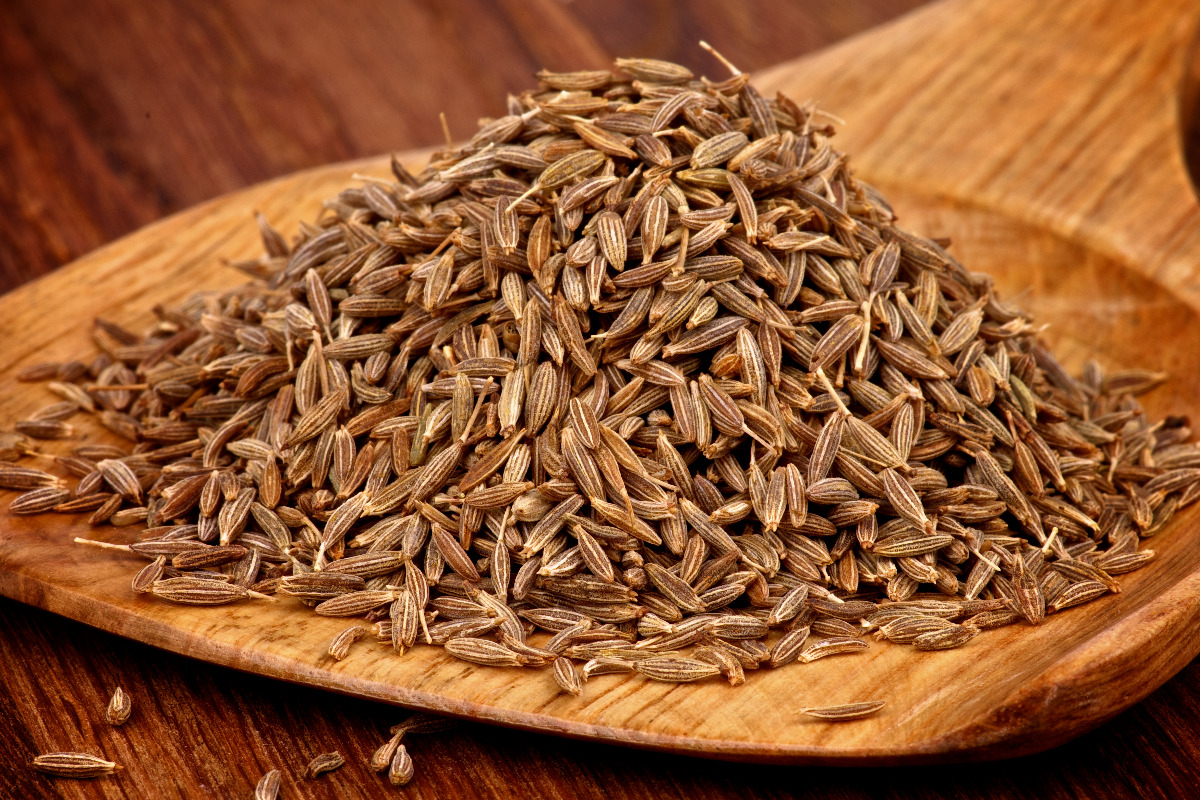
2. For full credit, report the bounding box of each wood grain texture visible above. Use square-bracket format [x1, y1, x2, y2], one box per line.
[3, 0, 1200, 796]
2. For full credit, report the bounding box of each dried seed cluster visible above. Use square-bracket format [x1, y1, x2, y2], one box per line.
[5, 56, 1199, 697]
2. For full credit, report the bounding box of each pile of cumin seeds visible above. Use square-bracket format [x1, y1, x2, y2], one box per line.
[5, 55, 1200, 694]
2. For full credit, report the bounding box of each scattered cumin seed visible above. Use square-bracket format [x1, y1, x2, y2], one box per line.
[800, 700, 887, 721]
[31, 752, 121, 778]
[305, 751, 345, 778]
[388, 743, 415, 786]
[105, 687, 132, 726]
[254, 769, 282, 800]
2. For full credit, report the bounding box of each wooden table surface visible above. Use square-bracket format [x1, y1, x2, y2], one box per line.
[4, 1, 1200, 797]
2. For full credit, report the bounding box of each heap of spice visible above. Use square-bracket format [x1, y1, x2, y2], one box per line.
[4, 56, 1197, 695]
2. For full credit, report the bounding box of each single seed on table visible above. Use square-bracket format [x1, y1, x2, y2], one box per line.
[105, 687, 132, 725]
[31, 753, 121, 778]
[389, 743, 415, 786]
[305, 751, 345, 778]
[255, 769, 282, 800]
[799, 700, 887, 721]
[328, 625, 369, 660]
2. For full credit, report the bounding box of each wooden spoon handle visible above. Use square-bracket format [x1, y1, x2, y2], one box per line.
[758, 0, 1200, 306]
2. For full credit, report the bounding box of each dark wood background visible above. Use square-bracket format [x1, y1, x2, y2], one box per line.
[3, 1, 1200, 797]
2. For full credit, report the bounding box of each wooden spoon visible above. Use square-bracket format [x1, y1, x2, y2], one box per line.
[1, 0, 1199, 764]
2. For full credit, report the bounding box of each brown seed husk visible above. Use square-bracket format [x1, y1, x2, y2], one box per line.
[105, 686, 132, 726]
[799, 699, 887, 720]
[305, 751, 345, 778]
[31, 752, 121, 778]
[255, 769, 282, 800]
